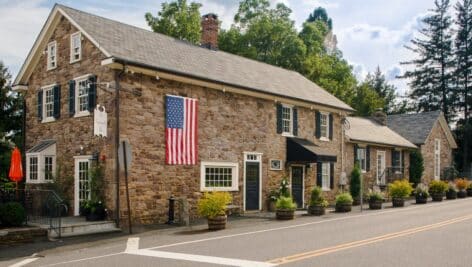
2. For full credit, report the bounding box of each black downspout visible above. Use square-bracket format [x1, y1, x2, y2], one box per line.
[114, 67, 124, 228]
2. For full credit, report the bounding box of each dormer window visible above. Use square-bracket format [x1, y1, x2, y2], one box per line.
[70, 32, 82, 63]
[47, 41, 57, 70]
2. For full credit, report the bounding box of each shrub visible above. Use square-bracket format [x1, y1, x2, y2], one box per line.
[267, 190, 279, 202]
[414, 184, 430, 198]
[0, 202, 26, 226]
[197, 192, 232, 219]
[276, 196, 296, 210]
[409, 150, 424, 186]
[455, 178, 469, 190]
[429, 180, 448, 194]
[309, 186, 328, 207]
[447, 183, 457, 193]
[335, 193, 353, 205]
[388, 179, 413, 198]
[468, 183, 472, 190]
[350, 163, 361, 200]
[279, 178, 291, 198]
[368, 192, 384, 202]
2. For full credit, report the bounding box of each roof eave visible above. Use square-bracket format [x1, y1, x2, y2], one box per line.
[347, 138, 417, 149]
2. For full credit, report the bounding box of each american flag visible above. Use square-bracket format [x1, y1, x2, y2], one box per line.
[165, 95, 198, 165]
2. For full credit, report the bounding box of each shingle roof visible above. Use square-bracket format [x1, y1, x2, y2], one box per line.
[27, 140, 56, 153]
[57, 4, 353, 112]
[386, 110, 441, 145]
[345, 117, 417, 148]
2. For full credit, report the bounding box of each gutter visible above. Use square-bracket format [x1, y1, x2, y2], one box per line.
[114, 65, 125, 228]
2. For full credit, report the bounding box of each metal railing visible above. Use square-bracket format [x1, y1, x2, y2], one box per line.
[376, 167, 404, 186]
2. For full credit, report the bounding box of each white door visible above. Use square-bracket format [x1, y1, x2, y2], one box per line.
[377, 151, 386, 185]
[74, 156, 92, 215]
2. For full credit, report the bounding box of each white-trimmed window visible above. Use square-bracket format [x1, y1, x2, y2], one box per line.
[47, 41, 57, 70]
[28, 157, 38, 181]
[357, 147, 367, 172]
[44, 156, 55, 181]
[281, 105, 293, 135]
[200, 161, 239, 191]
[320, 112, 330, 140]
[70, 32, 82, 63]
[44, 86, 54, 119]
[392, 150, 402, 173]
[76, 76, 90, 115]
[26, 144, 56, 183]
[434, 139, 441, 179]
[321, 162, 331, 191]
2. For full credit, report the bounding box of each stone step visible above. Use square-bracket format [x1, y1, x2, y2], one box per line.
[48, 220, 121, 238]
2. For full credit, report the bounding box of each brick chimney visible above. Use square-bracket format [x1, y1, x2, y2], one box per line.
[372, 109, 387, 126]
[201, 13, 218, 50]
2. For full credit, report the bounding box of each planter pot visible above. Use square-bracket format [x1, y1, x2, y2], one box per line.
[85, 207, 106, 221]
[467, 188, 472, 197]
[457, 190, 467, 198]
[392, 197, 405, 207]
[446, 190, 457, 200]
[276, 209, 295, 220]
[308, 205, 326, 216]
[207, 215, 227, 230]
[369, 200, 383, 210]
[267, 201, 276, 212]
[335, 203, 352, 212]
[352, 197, 361, 206]
[431, 192, 444, 202]
[415, 195, 428, 204]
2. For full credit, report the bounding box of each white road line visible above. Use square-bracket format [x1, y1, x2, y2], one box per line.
[128, 249, 276, 267]
[40, 253, 123, 267]
[147, 198, 471, 250]
[8, 258, 39, 267]
[125, 237, 140, 253]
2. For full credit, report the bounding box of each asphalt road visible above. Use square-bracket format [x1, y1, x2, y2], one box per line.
[3, 197, 472, 267]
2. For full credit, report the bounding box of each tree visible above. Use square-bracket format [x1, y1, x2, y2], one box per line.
[299, 21, 329, 56]
[0, 62, 23, 178]
[145, 0, 202, 44]
[364, 67, 397, 114]
[401, 0, 456, 123]
[307, 7, 333, 30]
[350, 163, 361, 204]
[351, 81, 384, 116]
[409, 149, 424, 186]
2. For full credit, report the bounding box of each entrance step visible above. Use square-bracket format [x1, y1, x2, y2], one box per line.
[31, 216, 121, 238]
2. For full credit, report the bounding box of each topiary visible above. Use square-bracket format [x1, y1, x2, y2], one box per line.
[350, 163, 361, 200]
[0, 202, 26, 226]
[409, 149, 424, 186]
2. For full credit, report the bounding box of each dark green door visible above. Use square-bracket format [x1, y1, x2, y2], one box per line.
[291, 166, 304, 208]
[245, 162, 260, 210]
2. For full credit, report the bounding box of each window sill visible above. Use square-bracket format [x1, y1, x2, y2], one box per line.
[282, 133, 294, 137]
[26, 180, 53, 184]
[41, 117, 56, 123]
[322, 187, 331, 191]
[74, 111, 91, 118]
[47, 66, 57, 71]
[319, 137, 330, 142]
[361, 170, 367, 173]
[201, 187, 239, 192]
[70, 59, 81, 64]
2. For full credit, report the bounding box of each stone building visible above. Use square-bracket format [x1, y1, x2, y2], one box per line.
[13, 5, 356, 225]
[387, 111, 457, 183]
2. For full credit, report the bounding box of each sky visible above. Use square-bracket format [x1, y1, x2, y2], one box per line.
[0, 0, 451, 95]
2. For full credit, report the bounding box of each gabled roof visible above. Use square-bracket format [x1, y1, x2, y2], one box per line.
[27, 140, 56, 153]
[345, 117, 417, 149]
[14, 4, 354, 112]
[387, 110, 457, 148]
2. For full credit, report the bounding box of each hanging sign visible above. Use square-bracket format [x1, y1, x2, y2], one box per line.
[94, 105, 108, 137]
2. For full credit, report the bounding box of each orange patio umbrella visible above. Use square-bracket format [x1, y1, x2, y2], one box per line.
[9, 147, 23, 182]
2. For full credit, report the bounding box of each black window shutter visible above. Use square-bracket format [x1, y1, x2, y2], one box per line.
[366, 146, 371, 172]
[88, 75, 97, 112]
[37, 90, 43, 121]
[392, 150, 397, 168]
[69, 80, 75, 117]
[293, 107, 298, 136]
[354, 144, 359, 165]
[315, 111, 321, 138]
[276, 103, 282, 134]
[329, 113, 333, 140]
[316, 162, 322, 187]
[401, 150, 405, 170]
[53, 85, 61, 119]
[330, 163, 334, 189]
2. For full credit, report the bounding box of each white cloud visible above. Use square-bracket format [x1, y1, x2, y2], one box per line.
[298, 0, 340, 9]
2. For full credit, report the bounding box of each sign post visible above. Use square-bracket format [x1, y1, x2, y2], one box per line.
[119, 140, 132, 234]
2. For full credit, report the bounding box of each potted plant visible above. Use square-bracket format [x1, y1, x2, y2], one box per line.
[308, 186, 329, 216]
[429, 180, 448, 201]
[350, 163, 361, 205]
[414, 184, 429, 204]
[455, 178, 469, 198]
[446, 184, 457, 200]
[197, 192, 232, 230]
[276, 196, 296, 220]
[388, 179, 413, 207]
[468, 183, 472, 197]
[267, 190, 279, 212]
[335, 193, 353, 212]
[368, 192, 384, 210]
[80, 200, 106, 221]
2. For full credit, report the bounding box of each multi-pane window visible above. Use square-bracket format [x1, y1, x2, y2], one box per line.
[321, 163, 330, 190]
[77, 78, 89, 113]
[357, 148, 367, 172]
[320, 113, 329, 139]
[44, 87, 54, 119]
[44, 156, 54, 181]
[434, 139, 441, 179]
[47, 41, 57, 70]
[70, 32, 81, 62]
[392, 151, 402, 170]
[29, 157, 38, 181]
[200, 162, 238, 191]
[282, 105, 292, 134]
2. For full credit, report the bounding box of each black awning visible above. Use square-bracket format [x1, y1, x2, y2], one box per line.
[287, 137, 337, 163]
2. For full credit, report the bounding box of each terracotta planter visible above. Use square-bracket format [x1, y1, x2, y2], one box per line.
[208, 215, 227, 230]
[457, 190, 467, 198]
[308, 205, 326, 216]
[446, 190, 457, 200]
[276, 209, 295, 220]
[431, 192, 444, 201]
[392, 197, 405, 207]
[267, 200, 277, 212]
[335, 203, 352, 212]
[415, 195, 428, 204]
[369, 200, 382, 210]
[467, 188, 472, 197]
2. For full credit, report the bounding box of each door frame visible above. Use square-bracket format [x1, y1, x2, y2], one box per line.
[376, 150, 386, 185]
[74, 155, 93, 216]
[290, 164, 305, 209]
[243, 152, 263, 211]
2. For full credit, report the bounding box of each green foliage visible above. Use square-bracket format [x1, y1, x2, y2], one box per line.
[80, 200, 105, 215]
[0, 202, 26, 226]
[90, 162, 105, 202]
[350, 163, 361, 199]
[309, 186, 328, 207]
[367, 192, 384, 202]
[197, 192, 232, 219]
[307, 7, 333, 30]
[364, 67, 397, 114]
[429, 180, 449, 194]
[145, 0, 202, 44]
[275, 196, 296, 210]
[388, 179, 413, 198]
[267, 190, 279, 202]
[352, 81, 384, 116]
[409, 150, 424, 186]
[335, 193, 353, 205]
[414, 184, 430, 197]
[279, 178, 290, 198]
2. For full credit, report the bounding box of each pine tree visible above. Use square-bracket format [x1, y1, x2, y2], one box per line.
[364, 67, 397, 114]
[401, 0, 456, 123]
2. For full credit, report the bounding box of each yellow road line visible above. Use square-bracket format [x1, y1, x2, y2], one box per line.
[268, 214, 472, 265]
